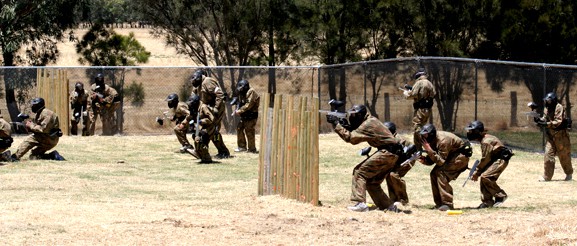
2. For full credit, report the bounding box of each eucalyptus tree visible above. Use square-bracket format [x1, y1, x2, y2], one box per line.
[0, 0, 80, 121]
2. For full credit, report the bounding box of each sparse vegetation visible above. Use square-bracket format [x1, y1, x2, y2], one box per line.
[0, 133, 575, 244]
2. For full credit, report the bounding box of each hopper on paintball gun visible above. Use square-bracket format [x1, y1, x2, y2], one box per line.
[321, 99, 350, 128]
[526, 102, 547, 127]
[526, 102, 541, 119]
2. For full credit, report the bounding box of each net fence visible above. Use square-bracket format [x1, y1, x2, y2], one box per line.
[1, 57, 575, 152]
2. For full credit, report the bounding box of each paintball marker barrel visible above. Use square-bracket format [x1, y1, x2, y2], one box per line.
[17, 113, 30, 120]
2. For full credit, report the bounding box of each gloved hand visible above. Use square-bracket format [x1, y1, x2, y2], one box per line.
[211, 106, 219, 115]
[326, 115, 338, 127]
[536, 120, 547, 127]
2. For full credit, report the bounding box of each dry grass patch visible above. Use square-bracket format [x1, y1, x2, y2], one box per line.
[0, 133, 576, 245]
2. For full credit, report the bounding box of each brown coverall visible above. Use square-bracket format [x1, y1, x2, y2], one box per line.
[423, 131, 469, 209]
[15, 107, 60, 160]
[0, 115, 12, 161]
[171, 102, 193, 149]
[194, 103, 216, 162]
[542, 103, 573, 180]
[335, 115, 400, 210]
[404, 75, 436, 149]
[199, 75, 230, 156]
[235, 87, 260, 152]
[69, 88, 89, 136]
[386, 136, 413, 205]
[88, 84, 119, 136]
[473, 134, 509, 207]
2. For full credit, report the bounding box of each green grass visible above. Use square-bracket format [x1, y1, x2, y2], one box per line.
[492, 130, 577, 154]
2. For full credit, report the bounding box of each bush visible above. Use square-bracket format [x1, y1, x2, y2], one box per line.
[124, 81, 145, 107]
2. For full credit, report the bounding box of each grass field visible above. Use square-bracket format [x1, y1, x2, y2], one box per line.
[0, 133, 576, 245]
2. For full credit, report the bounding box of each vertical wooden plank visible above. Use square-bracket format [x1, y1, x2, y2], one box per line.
[271, 94, 283, 194]
[298, 96, 308, 202]
[311, 97, 320, 205]
[277, 108, 286, 194]
[258, 92, 271, 195]
[285, 95, 295, 199]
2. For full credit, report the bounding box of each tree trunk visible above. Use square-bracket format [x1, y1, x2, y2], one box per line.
[2, 52, 22, 123]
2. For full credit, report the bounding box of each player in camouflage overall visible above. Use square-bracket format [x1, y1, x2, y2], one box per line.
[165, 93, 194, 153]
[403, 68, 436, 150]
[232, 79, 260, 153]
[329, 105, 403, 212]
[12, 98, 64, 161]
[465, 120, 512, 208]
[190, 70, 231, 159]
[419, 124, 470, 211]
[535, 92, 573, 181]
[69, 82, 89, 136]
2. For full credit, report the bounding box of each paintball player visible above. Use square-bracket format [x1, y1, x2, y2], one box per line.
[165, 93, 194, 153]
[0, 110, 13, 162]
[534, 92, 573, 181]
[231, 79, 260, 153]
[187, 97, 216, 164]
[383, 121, 414, 206]
[402, 68, 436, 150]
[418, 123, 471, 211]
[11, 97, 64, 161]
[88, 73, 120, 136]
[329, 104, 403, 212]
[69, 81, 89, 136]
[189, 69, 231, 159]
[465, 120, 512, 208]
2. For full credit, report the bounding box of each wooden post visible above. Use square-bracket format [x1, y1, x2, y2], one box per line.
[384, 92, 390, 121]
[510, 91, 518, 127]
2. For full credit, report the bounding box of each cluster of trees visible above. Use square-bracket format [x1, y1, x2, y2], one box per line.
[3, 0, 577, 67]
[1, 0, 577, 130]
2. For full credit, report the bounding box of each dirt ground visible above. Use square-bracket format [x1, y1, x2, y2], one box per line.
[2, 28, 571, 245]
[0, 134, 576, 245]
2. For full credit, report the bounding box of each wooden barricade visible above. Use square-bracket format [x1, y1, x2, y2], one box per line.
[36, 68, 70, 135]
[258, 93, 319, 205]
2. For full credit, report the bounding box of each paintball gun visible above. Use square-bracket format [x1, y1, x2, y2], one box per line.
[526, 102, 541, 120]
[10, 113, 30, 132]
[72, 106, 85, 124]
[398, 84, 413, 92]
[17, 113, 29, 120]
[229, 96, 245, 117]
[462, 160, 481, 187]
[399, 150, 422, 167]
[155, 111, 170, 126]
[526, 102, 549, 127]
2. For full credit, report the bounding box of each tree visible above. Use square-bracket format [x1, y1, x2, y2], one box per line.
[403, 0, 496, 130]
[136, 0, 273, 131]
[478, 0, 577, 119]
[76, 24, 150, 134]
[0, 0, 80, 121]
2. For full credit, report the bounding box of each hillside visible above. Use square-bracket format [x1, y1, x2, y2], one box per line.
[55, 28, 192, 67]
